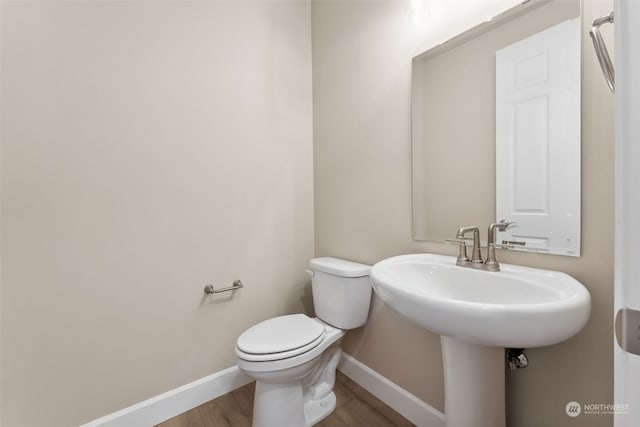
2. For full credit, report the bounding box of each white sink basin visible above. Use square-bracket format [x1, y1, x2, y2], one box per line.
[370, 253, 591, 348]
[370, 253, 591, 427]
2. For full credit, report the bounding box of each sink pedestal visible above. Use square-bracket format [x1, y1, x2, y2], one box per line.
[441, 336, 505, 427]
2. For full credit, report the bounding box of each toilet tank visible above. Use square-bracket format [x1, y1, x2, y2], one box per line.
[309, 257, 372, 330]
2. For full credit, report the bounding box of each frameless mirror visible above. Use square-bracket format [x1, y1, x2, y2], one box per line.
[412, 0, 581, 256]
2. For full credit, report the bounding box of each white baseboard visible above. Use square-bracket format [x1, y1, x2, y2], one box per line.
[338, 353, 445, 427]
[80, 354, 444, 427]
[79, 366, 253, 427]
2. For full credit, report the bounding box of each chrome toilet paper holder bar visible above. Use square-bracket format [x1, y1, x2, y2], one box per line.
[204, 280, 244, 294]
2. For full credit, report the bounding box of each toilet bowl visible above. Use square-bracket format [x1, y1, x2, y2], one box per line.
[235, 257, 372, 427]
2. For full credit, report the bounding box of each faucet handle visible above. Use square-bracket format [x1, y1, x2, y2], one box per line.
[444, 239, 470, 264]
[445, 239, 466, 245]
[490, 243, 514, 250]
[498, 219, 517, 230]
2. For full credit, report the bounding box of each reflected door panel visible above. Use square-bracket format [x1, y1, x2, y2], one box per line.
[495, 18, 581, 256]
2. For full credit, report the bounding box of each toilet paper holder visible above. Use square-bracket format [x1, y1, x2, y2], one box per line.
[204, 280, 244, 294]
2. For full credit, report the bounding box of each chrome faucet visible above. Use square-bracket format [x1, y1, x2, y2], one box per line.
[446, 220, 515, 271]
[455, 226, 483, 265]
[485, 221, 515, 271]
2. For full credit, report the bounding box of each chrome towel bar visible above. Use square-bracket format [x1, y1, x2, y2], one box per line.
[590, 11, 615, 93]
[204, 279, 244, 294]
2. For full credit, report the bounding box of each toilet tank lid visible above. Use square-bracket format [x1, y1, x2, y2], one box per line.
[309, 257, 370, 278]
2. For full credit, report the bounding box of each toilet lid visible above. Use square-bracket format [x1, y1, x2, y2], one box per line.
[236, 314, 325, 357]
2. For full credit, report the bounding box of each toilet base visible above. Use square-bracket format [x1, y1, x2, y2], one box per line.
[252, 381, 337, 427]
[304, 391, 336, 426]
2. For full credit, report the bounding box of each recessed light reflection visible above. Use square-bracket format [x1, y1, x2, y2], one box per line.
[408, 0, 431, 25]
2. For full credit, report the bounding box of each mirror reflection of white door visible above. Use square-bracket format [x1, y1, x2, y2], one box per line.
[495, 18, 581, 256]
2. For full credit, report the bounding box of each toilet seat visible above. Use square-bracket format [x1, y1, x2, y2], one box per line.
[236, 314, 326, 362]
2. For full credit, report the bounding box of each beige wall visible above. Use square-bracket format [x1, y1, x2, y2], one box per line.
[312, 1, 614, 427]
[0, 1, 313, 426]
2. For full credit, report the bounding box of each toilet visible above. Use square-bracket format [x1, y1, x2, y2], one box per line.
[235, 257, 372, 427]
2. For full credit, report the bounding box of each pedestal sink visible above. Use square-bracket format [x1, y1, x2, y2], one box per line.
[370, 253, 591, 427]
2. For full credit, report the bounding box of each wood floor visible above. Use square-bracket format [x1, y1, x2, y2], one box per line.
[156, 371, 415, 427]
